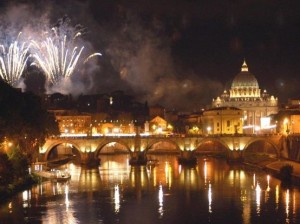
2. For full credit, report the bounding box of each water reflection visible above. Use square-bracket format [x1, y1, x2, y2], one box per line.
[1, 155, 300, 224]
[208, 183, 212, 213]
[114, 184, 120, 213]
[158, 184, 164, 218]
[178, 166, 199, 191]
[286, 189, 290, 222]
[22, 190, 30, 208]
[255, 183, 261, 215]
[267, 175, 270, 192]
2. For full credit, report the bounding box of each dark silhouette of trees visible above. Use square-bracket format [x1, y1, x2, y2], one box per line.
[0, 152, 13, 186]
[0, 80, 59, 161]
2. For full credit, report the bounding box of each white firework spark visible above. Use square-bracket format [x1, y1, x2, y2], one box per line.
[31, 34, 85, 85]
[84, 52, 102, 64]
[31, 28, 101, 85]
[0, 37, 30, 87]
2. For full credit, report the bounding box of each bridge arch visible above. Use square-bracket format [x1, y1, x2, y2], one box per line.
[44, 139, 82, 161]
[243, 138, 279, 158]
[95, 139, 132, 156]
[193, 138, 230, 155]
[145, 139, 181, 154]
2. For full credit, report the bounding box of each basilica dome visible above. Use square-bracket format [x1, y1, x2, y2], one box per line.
[231, 60, 259, 88]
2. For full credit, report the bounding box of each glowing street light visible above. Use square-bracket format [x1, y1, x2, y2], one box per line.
[1, 137, 13, 153]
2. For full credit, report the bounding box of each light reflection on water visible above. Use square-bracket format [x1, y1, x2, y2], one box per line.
[1, 155, 300, 224]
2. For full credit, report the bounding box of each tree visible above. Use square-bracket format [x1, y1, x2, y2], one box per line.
[8, 146, 29, 179]
[0, 152, 13, 186]
[0, 80, 59, 162]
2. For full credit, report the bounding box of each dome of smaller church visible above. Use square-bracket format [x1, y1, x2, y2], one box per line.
[231, 60, 259, 88]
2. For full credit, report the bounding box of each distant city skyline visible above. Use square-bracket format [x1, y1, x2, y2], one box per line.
[0, 0, 300, 110]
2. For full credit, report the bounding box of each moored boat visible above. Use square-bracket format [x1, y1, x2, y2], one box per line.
[34, 169, 71, 181]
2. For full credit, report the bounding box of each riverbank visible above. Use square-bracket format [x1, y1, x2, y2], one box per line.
[244, 158, 300, 185]
[0, 175, 38, 204]
[264, 160, 300, 185]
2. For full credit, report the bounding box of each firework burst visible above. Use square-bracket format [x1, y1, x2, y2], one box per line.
[31, 18, 101, 85]
[31, 34, 85, 84]
[0, 35, 30, 87]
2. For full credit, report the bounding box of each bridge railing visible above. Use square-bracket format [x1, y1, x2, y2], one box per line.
[47, 132, 282, 140]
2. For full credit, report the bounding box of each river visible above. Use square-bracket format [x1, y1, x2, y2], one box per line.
[1, 155, 300, 224]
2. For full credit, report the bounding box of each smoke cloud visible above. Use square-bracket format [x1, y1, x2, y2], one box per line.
[0, 0, 225, 111]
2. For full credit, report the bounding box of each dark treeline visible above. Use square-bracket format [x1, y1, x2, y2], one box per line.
[0, 80, 59, 200]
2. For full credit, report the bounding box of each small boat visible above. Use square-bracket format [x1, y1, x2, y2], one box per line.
[34, 169, 71, 181]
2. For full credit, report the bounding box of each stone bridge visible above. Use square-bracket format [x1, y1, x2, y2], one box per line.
[39, 134, 287, 165]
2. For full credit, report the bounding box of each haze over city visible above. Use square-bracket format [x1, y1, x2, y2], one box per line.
[0, 0, 299, 110]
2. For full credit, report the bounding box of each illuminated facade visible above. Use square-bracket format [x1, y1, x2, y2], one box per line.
[149, 116, 173, 135]
[92, 122, 135, 136]
[56, 115, 92, 136]
[202, 107, 243, 135]
[276, 114, 300, 135]
[52, 110, 137, 137]
[212, 60, 278, 134]
[288, 115, 300, 134]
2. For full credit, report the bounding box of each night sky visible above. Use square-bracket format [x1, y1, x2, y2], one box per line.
[1, 0, 300, 111]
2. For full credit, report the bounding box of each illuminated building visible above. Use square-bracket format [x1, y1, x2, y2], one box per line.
[273, 110, 300, 134]
[149, 116, 172, 135]
[286, 99, 300, 109]
[282, 100, 300, 134]
[177, 112, 204, 134]
[289, 115, 300, 134]
[212, 60, 278, 134]
[55, 114, 137, 137]
[56, 114, 92, 136]
[203, 107, 243, 135]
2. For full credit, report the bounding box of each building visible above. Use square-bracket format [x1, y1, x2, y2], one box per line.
[212, 60, 278, 134]
[148, 116, 173, 135]
[56, 114, 92, 136]
[202, 107, 243, 135]
[54, 111, 137, 137]
[278, 99, 300, 134]
[177, 112, 204, 134]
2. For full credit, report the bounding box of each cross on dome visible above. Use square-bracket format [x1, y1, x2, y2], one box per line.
[241, 59, 248, 72]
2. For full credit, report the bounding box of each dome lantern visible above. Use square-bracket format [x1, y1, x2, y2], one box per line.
[241, 59, 248, 72]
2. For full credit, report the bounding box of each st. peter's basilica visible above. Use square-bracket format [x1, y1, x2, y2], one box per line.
[212, 60, 278, 134]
